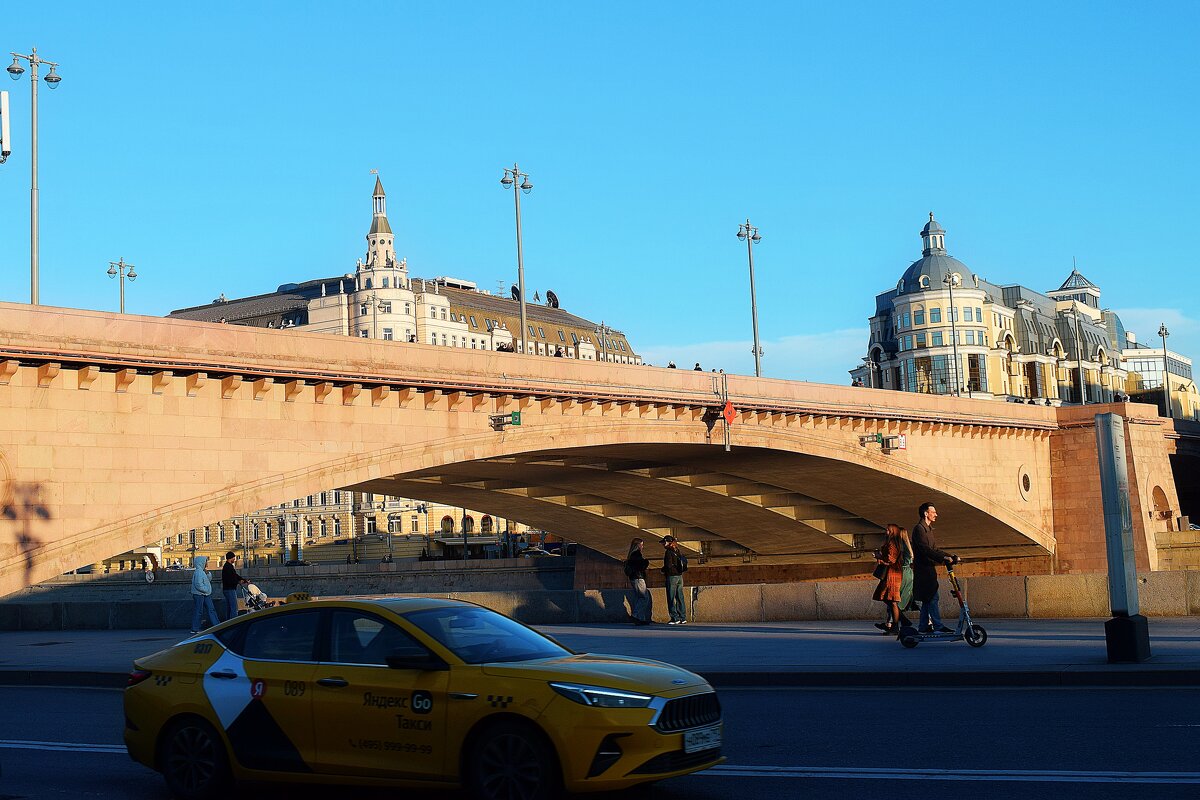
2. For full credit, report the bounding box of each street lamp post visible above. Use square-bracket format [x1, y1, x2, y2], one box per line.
[500, 164, 533, 356]
[862, 358, 879, 388]
[8, 48, 62, 306]
[106, 258, 138, 313]
[594, 321, 609, 363]
[1072, 301, 1088, 406]
[943, 272, 964, 397]
[1159, 323, 1172, 418]
[736, 220, 764, 377]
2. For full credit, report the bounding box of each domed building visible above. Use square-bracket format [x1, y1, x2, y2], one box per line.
[851, 214, 1132, 405]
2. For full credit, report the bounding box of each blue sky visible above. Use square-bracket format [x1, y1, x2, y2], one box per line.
[2, 2, 1196, 384]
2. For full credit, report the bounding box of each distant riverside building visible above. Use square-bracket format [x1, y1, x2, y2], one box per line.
[169, 177, 641, 364]
[850, 213, 1198, 418]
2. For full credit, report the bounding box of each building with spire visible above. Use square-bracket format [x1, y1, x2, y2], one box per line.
[846, 213, 1195, 410]
[170, 177, 641, 364]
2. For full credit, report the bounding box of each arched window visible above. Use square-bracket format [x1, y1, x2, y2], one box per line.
[365, 278, 373, 289]
[481, 516, 494, 533]
[463, 516, 475, 534]
[919, 275, 930, 289]
[440, 515, 454, 533]
[382, 277, 390, 288]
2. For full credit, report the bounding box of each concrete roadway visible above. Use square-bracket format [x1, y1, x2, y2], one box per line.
[3, 685, 1199, 800]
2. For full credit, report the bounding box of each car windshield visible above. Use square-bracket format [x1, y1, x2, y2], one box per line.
[403, 606, 570, 664]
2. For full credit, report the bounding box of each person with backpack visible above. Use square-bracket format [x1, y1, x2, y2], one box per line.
[623, 538, 652, 626]
[661, 535, 688, 624]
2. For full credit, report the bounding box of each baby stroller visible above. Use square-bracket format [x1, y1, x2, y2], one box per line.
[238, 583, 276, 614]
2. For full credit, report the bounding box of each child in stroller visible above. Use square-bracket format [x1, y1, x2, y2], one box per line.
[238, 583, 276, 614]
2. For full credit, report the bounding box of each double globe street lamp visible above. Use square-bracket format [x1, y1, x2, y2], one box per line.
[500, 164, 533, 356]
[107, 257, 138, 313]
[736, 220, 764, 377]
[8, 47, 62, 306]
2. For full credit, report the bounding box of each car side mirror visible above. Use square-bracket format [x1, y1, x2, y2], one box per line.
[385, 652, 449, 671]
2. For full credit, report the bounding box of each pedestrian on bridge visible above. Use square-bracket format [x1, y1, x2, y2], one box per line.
[624, 538, 653, 626]
[913, 503, 958, 634]
[189, 556, 219, 634]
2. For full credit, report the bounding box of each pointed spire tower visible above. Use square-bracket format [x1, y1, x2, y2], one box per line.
[364, 174, 399, 272]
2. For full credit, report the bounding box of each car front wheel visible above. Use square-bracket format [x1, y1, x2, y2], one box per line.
[465, 719, 562, 800]
[159, 716, 231, 800]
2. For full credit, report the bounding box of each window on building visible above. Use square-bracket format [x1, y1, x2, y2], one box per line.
[558, 331, 566, 342]
[901, 312, 911, 329]
[430, 308, 437, 319]
[365, 517, 377, 534]
[620, 340, 627, 351]
[916, 333, 926, 348]
[950, 308, 959, 322]
[451, 336, 457, 347]
[469, 315, 478, 327]
[430, 333, 437, 345]
[966, 331, 975, 345]
[359, 329, 369, 337]
[360, 303, 369, 316]
[306, 519, 314, 539]
[570, 332, 579, 345]
[382, 277, 389, 288]
[404, 302, 411, 314]
[441, 334, 447, 346]
[232, 522, 240, 542]
[932, 331, 944, 347]
[914, 310, 925, 325]
[380, 302, 392, 313]
[412, 517, 420, 533]
[440, 309, 447, 320]
[968, 354, 989, 393]
[930, 308, 942, 324]
[383, 328, 393, 340]
[528, 325, 536, 336]
[537, 326, 546, 338]
[976, 307, 983, 321]
[319, 518, 327, 537]
[334, 517, 342, 537]
[964, 307, 974, 322]
[365, 279, 373, 289]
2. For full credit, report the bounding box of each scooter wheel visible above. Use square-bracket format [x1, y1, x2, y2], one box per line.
[901, 635, 919, 648]
[965, 624, 988, 647]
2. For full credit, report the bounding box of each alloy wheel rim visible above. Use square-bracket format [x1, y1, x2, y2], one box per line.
[478, 732, 542, 800]
[165, 726, 216, 791]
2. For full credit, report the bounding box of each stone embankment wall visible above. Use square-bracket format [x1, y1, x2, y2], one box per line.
[3, 568, 1199, 630]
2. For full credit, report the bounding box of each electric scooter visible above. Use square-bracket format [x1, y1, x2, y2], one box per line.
[898, 563, 987, 648]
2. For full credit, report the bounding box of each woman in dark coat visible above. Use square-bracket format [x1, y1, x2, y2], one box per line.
[872, 524, 912, 634]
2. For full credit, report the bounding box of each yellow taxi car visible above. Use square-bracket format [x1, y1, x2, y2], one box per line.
[124, 597, 723, 800]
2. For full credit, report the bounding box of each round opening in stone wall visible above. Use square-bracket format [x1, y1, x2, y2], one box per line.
[1017, 465, 1032, 501]
[1022, 474, 1031, 493]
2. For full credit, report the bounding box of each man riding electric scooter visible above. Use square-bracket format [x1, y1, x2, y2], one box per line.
[899, 502, 987, 648]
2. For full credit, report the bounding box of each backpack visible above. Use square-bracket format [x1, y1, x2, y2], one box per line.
[678, 553, 689, 573]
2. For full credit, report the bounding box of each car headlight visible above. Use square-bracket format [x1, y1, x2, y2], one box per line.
[549, 682, 654, 708]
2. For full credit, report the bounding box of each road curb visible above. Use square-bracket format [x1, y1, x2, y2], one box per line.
[698, 668, 1200, 688]
[2, 666, 1198, 691]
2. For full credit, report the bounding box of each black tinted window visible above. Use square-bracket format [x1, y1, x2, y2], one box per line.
[242, 611, 321, 662]
[404, 606, 568, 664]
[328, 611, 429, 666]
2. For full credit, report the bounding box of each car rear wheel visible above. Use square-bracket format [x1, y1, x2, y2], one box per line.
[465, 719, 561, 800]
[160, 716, 231, 800]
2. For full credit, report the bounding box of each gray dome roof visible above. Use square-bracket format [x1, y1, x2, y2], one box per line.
[920, 212, 944, 236]
[899, 253, 971, 294]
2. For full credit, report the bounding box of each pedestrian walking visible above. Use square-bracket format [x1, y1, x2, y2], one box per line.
[189, 555, 219, 634]
[221, 551, 248, 622]
[661, 536, 688, 624]
[912, 502, 958, 634]
[871, 524, 913, 634]
[624, 538, 653, 625]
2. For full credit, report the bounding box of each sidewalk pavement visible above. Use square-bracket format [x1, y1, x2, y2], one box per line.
[2, 618, 1198, 689]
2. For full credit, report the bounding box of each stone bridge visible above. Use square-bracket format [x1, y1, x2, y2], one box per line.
[0, 303, 1191, 597]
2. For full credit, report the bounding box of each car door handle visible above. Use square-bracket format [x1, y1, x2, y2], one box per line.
[449, 692, 478, 701]
[209, 670, 237, 680]
[317, 677, 349, 688]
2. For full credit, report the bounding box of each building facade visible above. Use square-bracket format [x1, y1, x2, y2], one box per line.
[850, 213, 1196, 417]
[169, 177, 641, 364]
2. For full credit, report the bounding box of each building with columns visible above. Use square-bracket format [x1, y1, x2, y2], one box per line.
[848, 213, 1183, 408]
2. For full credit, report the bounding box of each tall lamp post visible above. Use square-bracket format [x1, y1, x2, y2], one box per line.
[943, 272, 964, 397]
[106, 258, 138, 313]
[594, 321, 609, 363]
[500, 164, 533, 355]
[1072, 301, 1088, 406]
[736, 220, 764, 377]
[7, 48, 62, 306]
[862, 358, 880, 388]
[1159, 323, 1172, 418]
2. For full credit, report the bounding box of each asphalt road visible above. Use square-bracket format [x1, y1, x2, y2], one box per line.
[2, 686, 1198, 799]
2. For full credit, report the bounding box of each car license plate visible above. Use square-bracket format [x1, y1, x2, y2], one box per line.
[682, 724, 722, 753]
